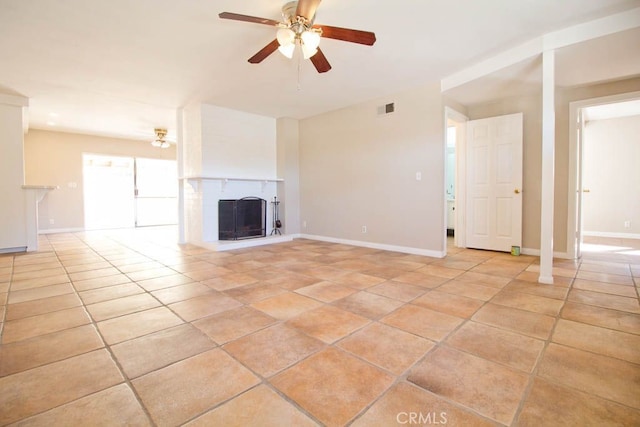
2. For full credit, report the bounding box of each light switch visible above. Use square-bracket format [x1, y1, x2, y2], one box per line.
[416, 172, 422, 181]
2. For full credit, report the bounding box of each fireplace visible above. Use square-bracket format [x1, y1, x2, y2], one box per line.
[218, 197, 266, 240]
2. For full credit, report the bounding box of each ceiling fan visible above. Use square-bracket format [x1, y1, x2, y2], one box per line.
[219, 0, 376, 73]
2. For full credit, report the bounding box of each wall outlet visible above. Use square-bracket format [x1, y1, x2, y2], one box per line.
[303, 220, 307, 228]
[624, 220, 631, 228]
[49, 219, 55, 225]
[362, 225, 367, 233]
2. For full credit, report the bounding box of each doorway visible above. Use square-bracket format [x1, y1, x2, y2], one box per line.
[568, 92, 640, 259]
[83, 154, 178, 230]
[444, 107, 468, 252]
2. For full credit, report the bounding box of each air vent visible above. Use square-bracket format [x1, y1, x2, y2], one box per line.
[377, 102, 395, 115]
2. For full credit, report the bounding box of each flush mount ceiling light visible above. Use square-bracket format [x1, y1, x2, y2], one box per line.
[151, 128, 169, 148]
[219, 0, 376, 73]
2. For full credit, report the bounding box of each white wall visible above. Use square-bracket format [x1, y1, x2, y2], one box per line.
[299, 83, 445, 256]
[277, 118, 300, 235]
[582, 114, 640, 236]
[200, 104, 276, 179]
[0, 96, 28, 252]
[181, 103, 279, 244]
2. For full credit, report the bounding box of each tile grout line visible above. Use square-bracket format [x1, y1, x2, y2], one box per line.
[52, 234, 160, 427]
[508, 262, 579, 426]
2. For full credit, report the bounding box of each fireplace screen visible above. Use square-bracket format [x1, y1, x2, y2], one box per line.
[218, 197, 266, 240]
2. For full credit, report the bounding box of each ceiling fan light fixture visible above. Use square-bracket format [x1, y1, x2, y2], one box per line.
[276, 27, 295, 47]
[301, 44, 318, 59]
[301, 30, 321, 51]
[278, 43, 295, 59]
[151, 128, 169, 148]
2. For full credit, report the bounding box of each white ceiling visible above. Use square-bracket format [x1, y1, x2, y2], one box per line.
[1, 0, 639, 142]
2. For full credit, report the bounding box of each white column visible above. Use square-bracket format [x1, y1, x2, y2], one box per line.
[539, 49, 555, 284]
[176, 108, 186, 244]
[0, 94, 29, 252]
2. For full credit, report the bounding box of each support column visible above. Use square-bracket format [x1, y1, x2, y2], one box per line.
[176, 108, 185, 244]
[0, 94, 29, 252]
[539, 50, 555, 284]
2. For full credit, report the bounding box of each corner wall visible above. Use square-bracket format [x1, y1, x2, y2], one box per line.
[0, 97, 28, 251]
[299, 83, 446, 256]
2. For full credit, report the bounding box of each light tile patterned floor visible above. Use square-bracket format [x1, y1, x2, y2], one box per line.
[1, 229, 639, 426]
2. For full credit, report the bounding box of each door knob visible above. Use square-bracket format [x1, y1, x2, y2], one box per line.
[514, 189, 521, 194]
[582, 189, 590, 193]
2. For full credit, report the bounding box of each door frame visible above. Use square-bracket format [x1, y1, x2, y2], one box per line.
[567, 90, 640, 259]
[443, 107, 469, 254]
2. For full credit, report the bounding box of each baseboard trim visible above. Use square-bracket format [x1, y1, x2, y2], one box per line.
[583, 231, 640, 239]
[38, 228, 85, 235]
[520, 247, 573, 259]
[299, 234, 445, 258]
[0, 246, 27, 254]
[194, 235, 294, 252]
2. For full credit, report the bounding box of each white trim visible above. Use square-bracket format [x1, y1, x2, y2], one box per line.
[583, 231, 640, 239]
[521, 247, 572, 260]
[542, 7, 640, 51]
[0, 93, 28, 107]
[441, 7, 640, 92]
[176, 108, 186, 244]
[539, 49, 556, 283]
[441, 38, 541, 92]
[300, 234, 445, 258]
[444, 107, 468, 251]
[567, 90, 640, 259]
[0, 246, 27, 254]
[193, 235, 293, 252]
[38, 227, 85, 234]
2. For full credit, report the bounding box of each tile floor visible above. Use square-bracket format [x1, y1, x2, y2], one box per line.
[0, 229, 639, 426]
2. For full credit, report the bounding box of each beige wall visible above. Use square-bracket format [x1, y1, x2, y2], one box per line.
[299, 83, 446, 255]
[582, 114, 640, 235]
[277, 118, 301, 235]
[466, 76, 640, 254]
[24, 129, 176, 231]
[467, 94, 543, 251]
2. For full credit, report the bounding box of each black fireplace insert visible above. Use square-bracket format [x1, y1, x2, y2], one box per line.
[218, 197, 266, 240]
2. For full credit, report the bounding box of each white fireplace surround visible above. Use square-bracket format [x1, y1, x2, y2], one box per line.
[182, 176, 291, 251]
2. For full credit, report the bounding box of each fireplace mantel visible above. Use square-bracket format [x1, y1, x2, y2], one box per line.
[181, 176, 283, 192]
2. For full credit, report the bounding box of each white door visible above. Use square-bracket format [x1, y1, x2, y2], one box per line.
[466, 113, 523, 252]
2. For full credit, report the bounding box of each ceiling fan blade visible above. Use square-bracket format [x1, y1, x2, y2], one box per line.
[218, 12, 280, 27]
[314, 24, 376, 46]
[296, 0, 322, 21]
[248, 39, 280, 64]
[310, 48, 331, 73]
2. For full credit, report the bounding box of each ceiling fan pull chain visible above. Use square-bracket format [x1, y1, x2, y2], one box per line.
[297, 48, 302, 91]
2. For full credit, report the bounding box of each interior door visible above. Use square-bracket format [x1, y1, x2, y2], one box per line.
[466, 113, 523, 252]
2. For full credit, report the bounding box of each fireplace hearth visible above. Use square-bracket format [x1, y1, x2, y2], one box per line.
[218, 197, 266, 240]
